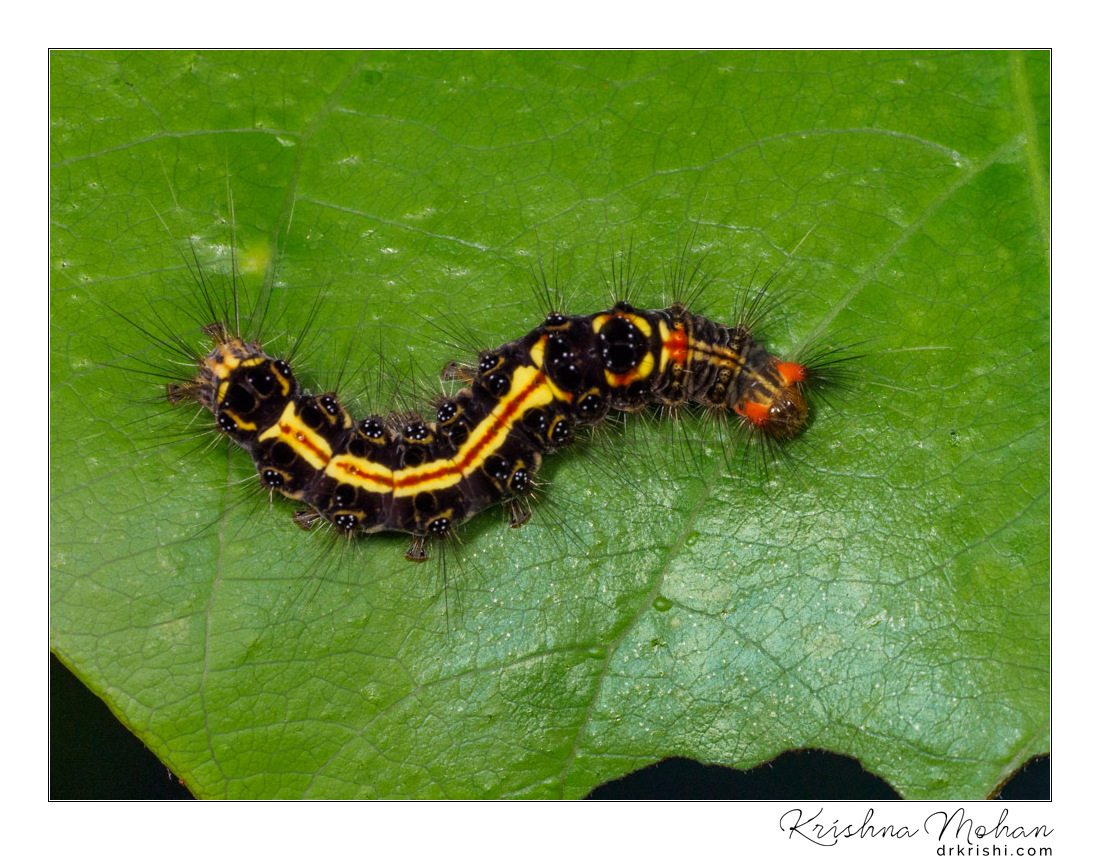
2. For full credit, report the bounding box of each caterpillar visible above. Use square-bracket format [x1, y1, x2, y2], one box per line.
[163, 264, 838, 563]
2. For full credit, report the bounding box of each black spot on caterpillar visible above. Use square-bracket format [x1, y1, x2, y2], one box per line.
[148, 238, 855, 564]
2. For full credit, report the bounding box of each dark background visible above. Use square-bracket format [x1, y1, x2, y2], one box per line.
[50, 653, 1049, 800]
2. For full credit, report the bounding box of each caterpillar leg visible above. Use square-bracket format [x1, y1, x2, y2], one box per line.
[441, 360, 477, 384]
[293, 510, 322, 531]
[505, 498, 533, 529]
[405, 536, 430, 563]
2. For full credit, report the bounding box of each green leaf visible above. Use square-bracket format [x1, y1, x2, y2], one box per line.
[50, 50, 1050, 799]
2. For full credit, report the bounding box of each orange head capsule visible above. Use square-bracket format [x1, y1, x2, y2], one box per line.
[734, 359, 809, 440]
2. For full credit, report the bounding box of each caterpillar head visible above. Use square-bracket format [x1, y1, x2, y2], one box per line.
[734, 360, 809, 440]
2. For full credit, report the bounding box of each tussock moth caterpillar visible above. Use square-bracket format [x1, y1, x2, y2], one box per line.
[145, 234, 854, 564]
